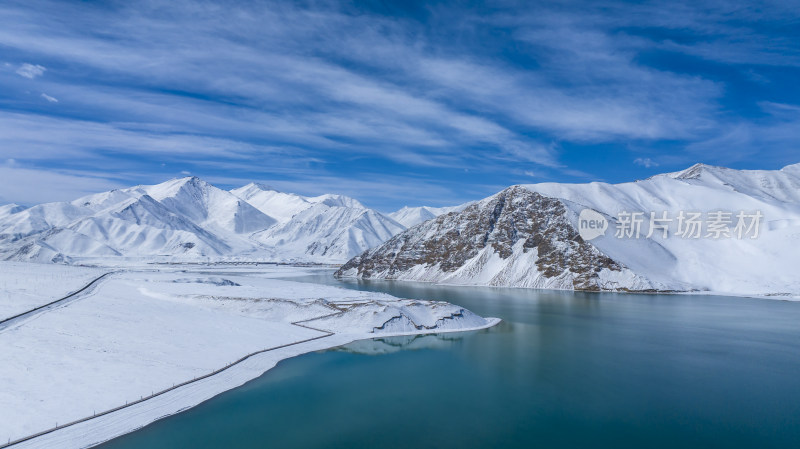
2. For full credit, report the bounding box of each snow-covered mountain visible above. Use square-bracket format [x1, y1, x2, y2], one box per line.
[252, 195, 405, 263]
[230, 183, 313, 224]
[0, 178, 266, 262]
[142, 177, 276, 234]
[337, 163, 800, 296]
[0, 177, 404, 263]
[228, 182, 404, 262]
[307, 193, 366, 209]
[230, 184, 372, 226]
[388, 204, 470, 227]
[0, 203, 27, 220]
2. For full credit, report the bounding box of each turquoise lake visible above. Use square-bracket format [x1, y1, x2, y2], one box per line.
[101, 273, 800, 448]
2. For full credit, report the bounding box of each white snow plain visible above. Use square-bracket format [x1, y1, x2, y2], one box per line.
[0, 262, 105, 321]
[0, 262, 498, 448]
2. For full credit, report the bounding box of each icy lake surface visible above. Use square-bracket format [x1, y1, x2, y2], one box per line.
[100, 272, 800, 449]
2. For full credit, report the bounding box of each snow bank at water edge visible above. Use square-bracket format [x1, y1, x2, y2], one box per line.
[0, 264, 498, 449]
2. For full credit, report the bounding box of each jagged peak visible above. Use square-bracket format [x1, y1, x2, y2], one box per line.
[673, 163, 712, 179]
[668, 162, 800, 181]
[307, 193, 366, 209]
[488, 184, 542, 201]
[390, 205, 438, 216]
[143, 176, 216, 200]
[240, 182, 276, 192]
[173, 175, 207, 187]
[501, 184, 529, 192]
[144, 176, 207, 191]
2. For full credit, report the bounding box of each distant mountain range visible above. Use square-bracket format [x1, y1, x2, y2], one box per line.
[388, 204, 470, 227]
[337, 163, 800, 296]
[5, 163, 799, 296]
[0, 177, 415, 263]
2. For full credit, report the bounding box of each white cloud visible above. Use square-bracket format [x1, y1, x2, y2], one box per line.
[0, 0, 794, 204]
[15, 63, 46, 79]
[40, 93, 58, 103]
[634, 157, 659, 168]
[0, 0, 687, 172]
[0, 165, 123, 205]
[0, 112, 299, 162]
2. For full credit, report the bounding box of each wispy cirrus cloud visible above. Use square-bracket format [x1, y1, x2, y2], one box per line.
[0, 162, 125, 205]
[0, 0, 798, 208]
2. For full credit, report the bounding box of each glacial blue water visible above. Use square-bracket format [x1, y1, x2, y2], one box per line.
[101, 273, 800, 448]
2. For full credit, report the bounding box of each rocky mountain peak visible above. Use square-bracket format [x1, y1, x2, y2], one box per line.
[336, 185, 641, 291]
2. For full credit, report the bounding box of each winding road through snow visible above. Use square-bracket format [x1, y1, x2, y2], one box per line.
[0, 271, 115, 332]
[0, 312, 339, 449]
[0, 266, 499, 449]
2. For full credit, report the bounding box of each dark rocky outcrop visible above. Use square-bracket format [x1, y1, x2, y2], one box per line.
[336, 186, 642, 291]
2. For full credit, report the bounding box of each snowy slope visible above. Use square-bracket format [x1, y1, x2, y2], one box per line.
[307, 193, 366, 209]
[0, 261, 105, 320]
[231, 182, 406, 261]
[67, 194, 235, 256]
[388, 204, 470, 227]
[526, 163, 800, 295]
[253, 201, 405, 262]
[0, 265, 498, 447]
[0, 203, 27, 220]
[142, 177, 276, 234]
[230, 184, 371, 225]
[0, 178, 271, 261]
[339, 163, 800, 296]
[0, 201, 89, 238]
[0, 179, 251, 261]
[0, 177, 406, 263]
[230, 183, 312, 224]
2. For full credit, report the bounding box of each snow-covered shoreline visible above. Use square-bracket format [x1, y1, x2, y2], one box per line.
[7, 321, 499, 449]
[0, 263, 499, 449]
[335, 271, 800, 302]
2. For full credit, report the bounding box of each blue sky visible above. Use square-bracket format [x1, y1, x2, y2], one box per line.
[1, 0, 798, 211]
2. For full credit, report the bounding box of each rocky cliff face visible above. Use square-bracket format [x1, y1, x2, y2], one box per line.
[336, 186, 662, 291]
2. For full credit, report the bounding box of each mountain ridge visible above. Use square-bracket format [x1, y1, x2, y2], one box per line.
[337, 163, 800, 296]
[0, 177, 404, 263]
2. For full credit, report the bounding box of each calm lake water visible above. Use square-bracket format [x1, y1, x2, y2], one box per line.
[101, 273, 800, 449]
